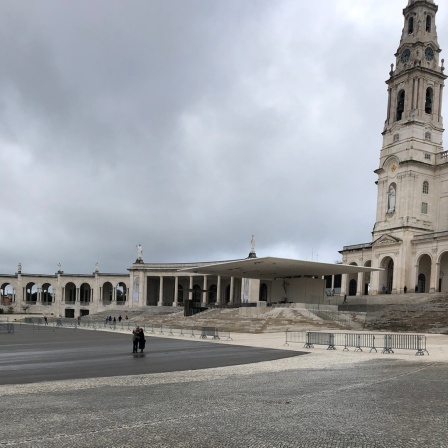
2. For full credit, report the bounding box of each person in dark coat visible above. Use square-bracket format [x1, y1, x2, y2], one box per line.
[138, 328, 146, 353]
[132, 327, 140, 353]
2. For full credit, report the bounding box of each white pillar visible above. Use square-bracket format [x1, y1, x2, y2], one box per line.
[229, 277, 234, 304]
[217, 276, 222, 305]
[173, 276, 179, 306]
[188, 276, 193, 301]
[158, 276, 164, 306]
[356, 272, 363, 296]
[430, 261, 438, 293]
[340, 274, 347, 296]
[202, 276, 208, 306]
[414, 263, 419, 292]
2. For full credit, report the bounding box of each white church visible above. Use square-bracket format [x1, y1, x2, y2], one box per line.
[341, 0, 448, 296]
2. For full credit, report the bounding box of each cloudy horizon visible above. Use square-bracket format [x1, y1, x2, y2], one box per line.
[1, 0, 445, 275]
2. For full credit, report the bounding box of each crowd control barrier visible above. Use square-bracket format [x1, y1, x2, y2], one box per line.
[304, 332, 336, 350]
[200, 327, 220, 339]
[285, 330, 429, 356]
[16, 318, 233, 343]
[341, 333, 377, 353]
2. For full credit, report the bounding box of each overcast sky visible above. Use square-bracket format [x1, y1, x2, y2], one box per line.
[1, 0, 446, 274]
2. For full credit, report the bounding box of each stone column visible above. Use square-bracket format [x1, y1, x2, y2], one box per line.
[188, 276, 193, 301]
[356, 272, 363, 296]
[173, 276, 179, 307]
[76, 287, 80, 302]
[202, 276, 208, 307]
[217, 276, 222, 305]
[429, 260, 438, 293]
[386, 87, 392, 123]
[340, 274, 347, 297]
[414, 263, 419, 292]
[158, 276, 164, 306]
[229, 277, 234, 304]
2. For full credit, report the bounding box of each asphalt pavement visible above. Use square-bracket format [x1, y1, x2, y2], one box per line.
[0, 324, 305, 385]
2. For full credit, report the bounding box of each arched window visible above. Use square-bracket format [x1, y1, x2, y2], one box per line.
[408, 17, 414, 34]
[425, 87, 433, 114]
[396, 90, 405, 121]
[423, 181, 429, 194]
[426, 15, 432, 33]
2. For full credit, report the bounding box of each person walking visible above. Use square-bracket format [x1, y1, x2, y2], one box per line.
[138, 327, 146, 353]
[343, 295, 347, 304]
[132, 327, 140, 353]
[44, 316, 48, 326]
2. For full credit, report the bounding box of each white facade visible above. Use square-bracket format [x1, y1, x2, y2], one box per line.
[0, 262, 259, 317]
[341, 0, 448, 296]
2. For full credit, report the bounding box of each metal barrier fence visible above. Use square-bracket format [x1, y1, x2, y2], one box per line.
[11, 319, 232, 341]
[201, 327, 220, 339]
[285, 330, 429, 356]
[304, 332, 336, 350]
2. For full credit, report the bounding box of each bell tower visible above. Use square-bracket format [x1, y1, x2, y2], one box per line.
[373, 0, 447, 240]
[341, 0, 448, 296]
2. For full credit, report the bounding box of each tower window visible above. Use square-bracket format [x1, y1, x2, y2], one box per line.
[425, 153, 431, 160]
[408, 17, 414, 34]
[393, 133, 400, 142]
[423, 181, 429, 194]
[396, 90, 405, 121]
[421, 202, 428, 214]
[426, 15, 432, 33]
[425, 132, 432, 141]
[425, 88, 433, 114]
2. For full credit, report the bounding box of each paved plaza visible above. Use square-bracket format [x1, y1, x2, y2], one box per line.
[1, 326, 448, 447]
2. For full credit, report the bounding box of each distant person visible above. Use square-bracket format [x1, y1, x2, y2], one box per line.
[138, 327, 146, 353]
[118, 315, 122, 322]
[113, 317, 116, 323]
[132, 327, 140, 353]
[415, 285, 418, 293]
[77, 315, 81, 324]
[44, 316, 48, 326]
[404, 286, 407, 293]
[332, 289, 335, 296]
[108, 316, 112, 322]
[382, 285, 386, 294]
[125, 315, 129, 320]
[343, 295, 347, 304]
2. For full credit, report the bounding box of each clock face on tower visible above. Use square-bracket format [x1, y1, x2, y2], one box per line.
[400, 49, 411, 63]
[425, 47, 434, 61]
